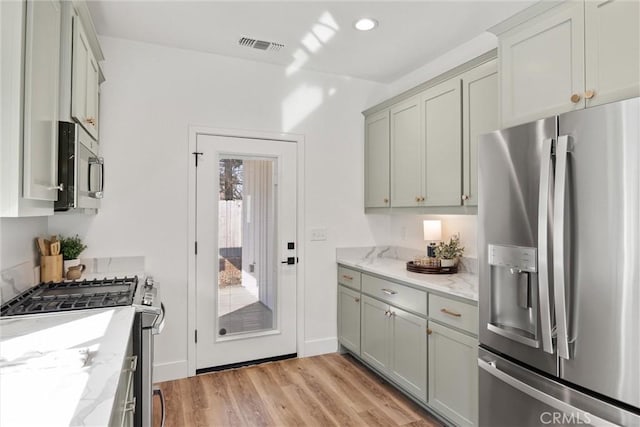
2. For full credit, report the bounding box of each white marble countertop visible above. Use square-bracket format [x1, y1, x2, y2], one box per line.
[337, 247, 478, 302]
[0, 307, 136, 426]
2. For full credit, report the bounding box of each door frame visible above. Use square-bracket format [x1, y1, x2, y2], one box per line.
[187, 126, 305, 376]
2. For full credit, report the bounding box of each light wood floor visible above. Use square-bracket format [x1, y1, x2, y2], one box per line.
[153, 353, 443, 427]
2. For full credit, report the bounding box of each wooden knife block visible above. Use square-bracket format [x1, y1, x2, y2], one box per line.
[41, 255, 63, 282]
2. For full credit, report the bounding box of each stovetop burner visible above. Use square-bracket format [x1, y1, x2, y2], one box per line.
[0, 276, 139, 316]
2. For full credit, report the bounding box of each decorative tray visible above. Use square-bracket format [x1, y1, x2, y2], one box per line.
[406, 261, 458, 275]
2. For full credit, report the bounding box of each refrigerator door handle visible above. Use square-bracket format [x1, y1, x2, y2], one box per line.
[537, 137, 555, 354]
[478, 359, 616, 427]
[553, 135, 572, 360]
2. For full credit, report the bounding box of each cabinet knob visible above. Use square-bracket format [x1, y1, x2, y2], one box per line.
[570, 94, 581, 104]
[383, 198, 389, 204]
[354, 297, 360, 303]
[420, 196, 425, 202]
[461, 194, 469, 201]
[427, 328, 433, 335]
[415, 196, 421, 202]
[584, 90, 595, 100]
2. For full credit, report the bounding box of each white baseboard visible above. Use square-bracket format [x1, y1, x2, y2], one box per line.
[154, 359, 188, 383]
[301, 337, 338, 357]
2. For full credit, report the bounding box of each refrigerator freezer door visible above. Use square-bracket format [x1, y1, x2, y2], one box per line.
[557, 97, 640, 408]
[478, 117, 557, 375]
[479, 348, 640, 427]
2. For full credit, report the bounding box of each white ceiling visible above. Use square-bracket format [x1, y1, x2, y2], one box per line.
[87, 1, 534, 83]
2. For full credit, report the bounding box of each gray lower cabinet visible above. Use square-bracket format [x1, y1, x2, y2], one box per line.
[338, 285, 361, 354]
[360, 295, 427, 402]
[428, 321, 478, 427]
[389, 307, 427, 402]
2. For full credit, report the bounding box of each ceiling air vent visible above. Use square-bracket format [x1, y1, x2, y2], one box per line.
[238, 37, 284, 52]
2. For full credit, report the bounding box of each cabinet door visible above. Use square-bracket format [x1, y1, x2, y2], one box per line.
[85, 52, 100, 139]
[390, 96, 423, 207]
[461, 60, 498, 207]
[360, 296, 390, 372]
[23, 0, 61, 201]
[428, 322, 478, 427]
[389, 307, 427, 402]
[364, 110, 390, 208]
[422, 79, 462, 206]
[338, 285, 361, 354]
[585, 0, 640, 108]
[499, 1, 585, 127]
[71, 15, 98, 140]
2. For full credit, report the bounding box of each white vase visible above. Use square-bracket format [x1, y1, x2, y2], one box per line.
[441, 258, 456, 267]
[64, 258, 81, 274]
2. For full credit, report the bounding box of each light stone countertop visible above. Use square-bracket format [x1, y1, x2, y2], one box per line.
[336, 247, 478, 302]
[0, 306, 136, 426]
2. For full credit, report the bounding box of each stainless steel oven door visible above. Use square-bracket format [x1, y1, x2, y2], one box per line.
[478, 348, 639, 427]
[77, 142, 103, 209]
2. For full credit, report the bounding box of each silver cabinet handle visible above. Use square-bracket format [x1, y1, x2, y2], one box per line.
[553, 135, 572, 360]
[382, 288, 397, 295]
[126, 355, 137, 372]
[478, 359, 616, 426]
[537, 137, 554, 354]
[124, 396, 136, 413]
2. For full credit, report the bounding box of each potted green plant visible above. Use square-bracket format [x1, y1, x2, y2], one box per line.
[60, 235, 87, 274]
[435, 235, 464, 267]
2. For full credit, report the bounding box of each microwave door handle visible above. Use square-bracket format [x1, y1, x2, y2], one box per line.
[553, 135, 571, 360]
[88, 157, 104, 199]
[538, 137, 555, 354]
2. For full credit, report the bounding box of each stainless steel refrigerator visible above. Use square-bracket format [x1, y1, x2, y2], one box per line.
[478, 97, 640, 426]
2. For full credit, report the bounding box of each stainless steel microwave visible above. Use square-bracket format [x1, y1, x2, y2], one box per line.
[55, 121, 104, 211]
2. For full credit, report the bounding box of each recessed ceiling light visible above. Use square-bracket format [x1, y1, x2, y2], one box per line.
[354, 18, 378, 31]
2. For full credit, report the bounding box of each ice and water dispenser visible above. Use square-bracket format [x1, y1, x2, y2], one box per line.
[487, 244, 541, 348]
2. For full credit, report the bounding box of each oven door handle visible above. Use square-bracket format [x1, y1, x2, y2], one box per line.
[152, 303, 166, 335]
[153, 387, 166, 427]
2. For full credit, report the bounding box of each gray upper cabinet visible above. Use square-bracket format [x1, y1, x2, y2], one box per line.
[338, 285, 361, 354]
[71, 15, 100, 140]
[362, 52, 497, 212]
[23, 0, 62, 203]
[460, 60, 498, 207]
[1, 0, 62, 216]
[584, 0, 640, 108]
[364, 110, 390, 208]
[390, 96, 423, 207]
[493, 0, 639, 127]
[422, 79, 462, 207]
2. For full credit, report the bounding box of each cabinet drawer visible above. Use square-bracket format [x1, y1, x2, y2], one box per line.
[362, 274, 426, 316]
[429, 294, 477, 335]
[338, 266, 361, 290]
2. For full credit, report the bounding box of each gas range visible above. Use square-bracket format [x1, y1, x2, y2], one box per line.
[0, 274, 165, 427]
[0, 276, 139, 316]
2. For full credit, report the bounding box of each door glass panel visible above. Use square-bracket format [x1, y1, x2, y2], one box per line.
[217, 157, 277, 337]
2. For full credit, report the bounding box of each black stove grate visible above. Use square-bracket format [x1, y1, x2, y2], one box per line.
[0, 276, 138, 316]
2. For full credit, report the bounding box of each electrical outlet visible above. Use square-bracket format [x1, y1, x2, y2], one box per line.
[310, 228, 328, 241]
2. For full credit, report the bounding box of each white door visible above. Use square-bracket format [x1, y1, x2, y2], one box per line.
[195, 134, 297, 369]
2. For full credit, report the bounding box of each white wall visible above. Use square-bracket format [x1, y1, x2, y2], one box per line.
[0, 218, 47, 270]
[48, 36, 388, 381]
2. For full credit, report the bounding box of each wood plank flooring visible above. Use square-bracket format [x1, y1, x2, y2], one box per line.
[153, 353, 443, 427]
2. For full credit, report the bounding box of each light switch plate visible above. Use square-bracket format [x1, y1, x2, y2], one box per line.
[310, 228, 328, 241]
